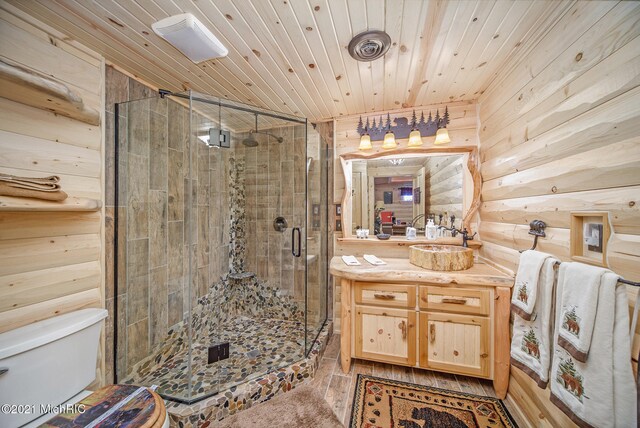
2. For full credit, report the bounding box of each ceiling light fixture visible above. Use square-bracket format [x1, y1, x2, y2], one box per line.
[357, 108, 450, 150]
[152, 13, 228, 63]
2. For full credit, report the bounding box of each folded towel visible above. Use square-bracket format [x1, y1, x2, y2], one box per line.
[363, 254, 385, 265]
[341, 255, 360, 266]
[510, 257, 558, 388]
[557, 263, 607, 362]
[0, 173, 62, 191]
[0, 182, 68, 201]
[550, 268, 636, 428]
[511, 250, 554, 320]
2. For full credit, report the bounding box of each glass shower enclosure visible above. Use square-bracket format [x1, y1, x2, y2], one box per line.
[114, 91, 327, 403]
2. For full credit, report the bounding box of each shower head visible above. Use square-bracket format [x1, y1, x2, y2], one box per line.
[242, 133, 259, 147]
[241, 113, 283, 147]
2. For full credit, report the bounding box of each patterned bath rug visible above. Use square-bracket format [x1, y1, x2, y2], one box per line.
[349, 374, 517, 428]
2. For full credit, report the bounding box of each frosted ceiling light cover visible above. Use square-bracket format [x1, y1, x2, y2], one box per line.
[152, 13, 228, 63]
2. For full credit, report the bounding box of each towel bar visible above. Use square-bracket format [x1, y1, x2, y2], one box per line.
[550, 260, 639, 287]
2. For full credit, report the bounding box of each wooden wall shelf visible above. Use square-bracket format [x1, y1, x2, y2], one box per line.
[0, 59, 100, 126]
[0, 196, 102, 212]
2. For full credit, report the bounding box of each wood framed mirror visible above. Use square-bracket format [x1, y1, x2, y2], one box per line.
[339, 147, 481, 239]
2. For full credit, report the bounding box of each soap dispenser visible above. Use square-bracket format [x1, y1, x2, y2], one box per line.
[426, 219, 438, 240]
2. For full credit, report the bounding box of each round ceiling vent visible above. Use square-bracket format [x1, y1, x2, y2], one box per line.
[348, 30, 391, 62]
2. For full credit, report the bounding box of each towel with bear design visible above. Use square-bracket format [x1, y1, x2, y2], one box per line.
[510, 251, 558, 388]
[549, 262, 636, 428]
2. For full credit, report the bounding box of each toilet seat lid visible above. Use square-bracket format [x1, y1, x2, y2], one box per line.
[39, 384, 166, 428]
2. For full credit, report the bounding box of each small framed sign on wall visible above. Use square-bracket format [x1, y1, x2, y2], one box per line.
[383, 191, 393, 204]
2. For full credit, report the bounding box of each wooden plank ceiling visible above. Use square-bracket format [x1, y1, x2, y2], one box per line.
[9, 0, 572, 122]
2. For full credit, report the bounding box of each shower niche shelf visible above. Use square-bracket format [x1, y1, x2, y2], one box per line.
[0, 196, 102, 212]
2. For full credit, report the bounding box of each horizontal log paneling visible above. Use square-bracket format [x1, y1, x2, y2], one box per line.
[0, 130, 101, 178]
[480, 36, 640, 161]
[0, 6, 104, 384]
[0, 211, 101, 240]
[478, 3, 640, 425]
[0, 97, 101, 150]
[0, 234, 101, 276]
[0, 261, 100, 311]
[0, 288, 102, 334]
[481, 85, 640, 181]
[480, 186, 640, 236]
[482, 137, 640, 201]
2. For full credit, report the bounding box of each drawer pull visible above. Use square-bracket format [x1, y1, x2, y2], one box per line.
[429, 323, 436, 343]
[399, 321, 407, 340]
[374, 293, 396, 300]
[442, 297, 467, 305]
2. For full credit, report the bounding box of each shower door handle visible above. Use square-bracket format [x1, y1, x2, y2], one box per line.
[291, 227, 302, 257]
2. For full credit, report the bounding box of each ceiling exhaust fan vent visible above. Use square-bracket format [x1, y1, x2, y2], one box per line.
[348, 30, 391, 62]
[152, 13, 228, 63]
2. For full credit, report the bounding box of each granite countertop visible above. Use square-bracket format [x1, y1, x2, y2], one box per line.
[330, 256, 514, 288]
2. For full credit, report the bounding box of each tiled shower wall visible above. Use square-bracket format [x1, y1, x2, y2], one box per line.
[238, 125, 306, 301]
[105, 67, 231, 381]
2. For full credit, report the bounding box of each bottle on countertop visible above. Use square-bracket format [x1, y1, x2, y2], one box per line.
[426, 219, 438, 240]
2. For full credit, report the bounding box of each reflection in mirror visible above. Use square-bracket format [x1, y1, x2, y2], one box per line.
[350, 155, 464, 235]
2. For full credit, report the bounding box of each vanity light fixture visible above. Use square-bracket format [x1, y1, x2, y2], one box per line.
[381, 114, 397, 149]
[357, 107, 450, 150]
[407, 111, 424, 147]
[434, 125, 451, 145]
[358, 120, 372, 150]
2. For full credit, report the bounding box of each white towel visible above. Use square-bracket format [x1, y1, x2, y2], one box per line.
[341, 255, 360, 266]
[550, 267, 636, 428]
[511, 250, 554, 320]
[557, 263, 606, 362]
[510, 257, 558, 388]
[363, 254, 386, 265]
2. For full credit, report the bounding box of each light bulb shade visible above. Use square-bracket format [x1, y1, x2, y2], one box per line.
[382, 131, 397, 149]
[407, 129, 423, 147]
[359, 133, 372, 150]
[434, 127, 451, 145]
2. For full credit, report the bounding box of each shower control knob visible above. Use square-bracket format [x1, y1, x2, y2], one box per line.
[273, 216, 288, 232]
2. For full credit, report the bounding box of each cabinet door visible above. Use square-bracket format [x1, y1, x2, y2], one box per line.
[355, 306, 416, 366]
[419, 312, 490, 378]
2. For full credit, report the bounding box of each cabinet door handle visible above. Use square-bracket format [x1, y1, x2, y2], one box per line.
[399, 321, 407, 340]
[373, 293, 396, 300]
[442, 297, 467, 305]
[429, 323, 436, 343]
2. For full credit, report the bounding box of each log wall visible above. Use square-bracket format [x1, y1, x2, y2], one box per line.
[477, 2, 640, 426]
[0, 4, 105, 384]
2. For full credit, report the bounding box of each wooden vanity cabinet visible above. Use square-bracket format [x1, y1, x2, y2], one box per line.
[331, 257, 513, 399]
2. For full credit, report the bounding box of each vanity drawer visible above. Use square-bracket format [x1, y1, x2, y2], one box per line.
[355, 282, 416, 308]
[419, 286, 489, 315]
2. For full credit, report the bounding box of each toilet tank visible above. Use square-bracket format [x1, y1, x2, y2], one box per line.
[0, 308, 107, 428]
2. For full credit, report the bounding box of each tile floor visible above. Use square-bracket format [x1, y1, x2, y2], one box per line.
[313, 334, 528, 427]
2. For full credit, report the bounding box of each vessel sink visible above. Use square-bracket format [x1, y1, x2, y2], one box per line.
[409, 244, 474, 271]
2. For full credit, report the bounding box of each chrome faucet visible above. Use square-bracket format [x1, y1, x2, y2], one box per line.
[409, 213, 426, 228]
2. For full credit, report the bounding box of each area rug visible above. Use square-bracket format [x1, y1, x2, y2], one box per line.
[349, 374, 517, 428]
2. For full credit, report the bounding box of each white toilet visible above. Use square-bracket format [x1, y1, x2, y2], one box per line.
[0, 308, 169, 428]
